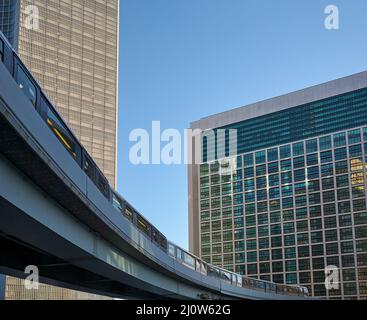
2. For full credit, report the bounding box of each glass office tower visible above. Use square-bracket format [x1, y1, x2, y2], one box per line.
[0, 0, 19, 49]
[0, 0, 119, 300]
[188, 71, 367, 300]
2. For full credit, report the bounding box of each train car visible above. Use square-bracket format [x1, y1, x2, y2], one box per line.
[242, 276, 310, 297]
[0, 32, 110, 201]
[1, 31, 170, 252]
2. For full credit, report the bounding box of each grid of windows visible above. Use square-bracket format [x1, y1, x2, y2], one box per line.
[199, 126, 367, 299]
[16, 0, 119, 186]
[4, 277, 111, 300]
[0, 0, 19, 48]
[203, 88, 367, 162]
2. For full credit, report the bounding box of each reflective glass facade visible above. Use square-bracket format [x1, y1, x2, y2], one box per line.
[191, 80, 367, 300]
[0, 0, 19, 48]
[203, 88, 367, 162]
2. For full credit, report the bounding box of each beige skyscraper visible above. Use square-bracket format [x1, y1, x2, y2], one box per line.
[0, 0, 119, 299]
[18, 0, 119, 186]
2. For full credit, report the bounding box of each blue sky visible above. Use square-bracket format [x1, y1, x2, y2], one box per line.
[117, 0, 367, 249]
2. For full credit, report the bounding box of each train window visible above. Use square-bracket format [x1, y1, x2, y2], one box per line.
[96, 169, 110, 199]
[196, 260, 201, 272]
[270, 283, 277, 292]
[16, 64, 37, 106]
[176, 248, 183, 260]
[46, 102, 80, 160]
[207, 266, 214, 277]
[249, 279, 256, 287]
[257, 281, 265, 289]
[236, 276, 242, 287]
[152, 228, 159, 243]
[152, 229, 165, 250]
[208, 266, 220, 278]
[168, 243, 175, 257]
[231, 274, 236, 284]
[277, 284, 285, 293]
[112, 192, 123, 212]
[304, 287, 309, 296]
[220, 270, 232, 283]
[83, 154, 96, 182]
[264, 282, 271, 292]
[160, 236, 168, 250]
[136, 214, 150, 235]
[124, 206, 133, 221]
[0, 39, 4, 62]
[201, 262, 207, 275]
[183, 252, 195, 268]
